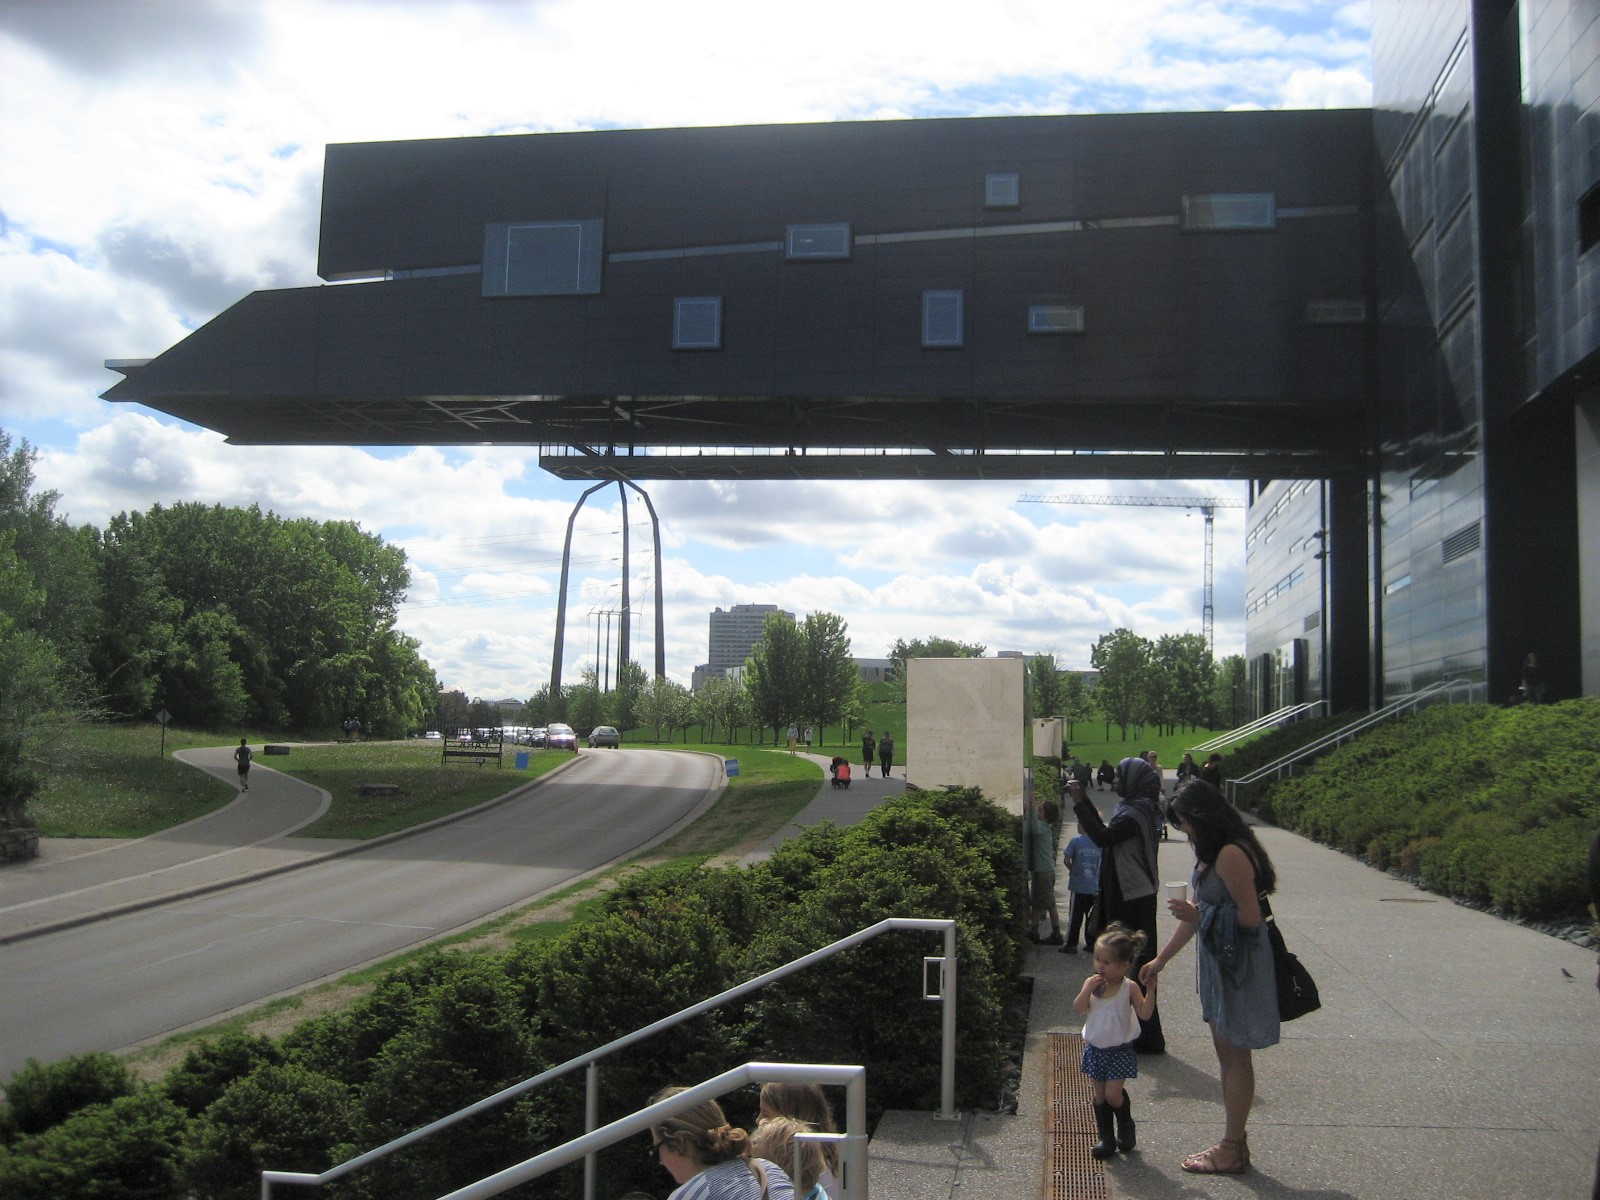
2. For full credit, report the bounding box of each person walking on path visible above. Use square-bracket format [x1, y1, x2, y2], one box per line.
[1075, 922, 1158, 1159]
[233, 738, 253, 792]
[787, 724, 798, 753]
[1069, 758, 1166, 1053]
[802, 725, 813, 749]
[1141, 780, 1280, 1175]
[1060, 821, 1102, 954]
[1026, 798, 1063, 944]
[877, 731, 895, 778]
[861, 729, 876, 775]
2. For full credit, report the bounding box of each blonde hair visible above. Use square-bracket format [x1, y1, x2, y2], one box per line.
[751, 1116, 828, 1193]
[758, 1081, 839, 1173]
[1094, 921, 1148, 966]
[649, 1087, 749, 1167]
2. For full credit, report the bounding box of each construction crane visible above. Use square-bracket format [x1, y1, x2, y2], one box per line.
[1016, 493, 1247, 655]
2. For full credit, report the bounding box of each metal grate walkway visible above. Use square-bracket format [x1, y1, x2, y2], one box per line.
[1044, 1032, 1111, 1200]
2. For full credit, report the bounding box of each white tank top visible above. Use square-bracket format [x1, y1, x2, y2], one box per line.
[1082, 978, 1142, 1048]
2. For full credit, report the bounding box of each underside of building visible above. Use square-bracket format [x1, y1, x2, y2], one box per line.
[104, 0, 1600, 711]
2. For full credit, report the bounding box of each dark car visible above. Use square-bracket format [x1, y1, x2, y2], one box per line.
[588, 725, 621, 748]
[545, 723, 578, 751]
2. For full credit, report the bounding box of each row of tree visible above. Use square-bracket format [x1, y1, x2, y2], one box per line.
[503, 618, 1249, 751]
[2, 433, 440, 831]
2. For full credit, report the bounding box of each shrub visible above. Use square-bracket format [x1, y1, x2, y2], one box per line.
[1265, 700, 1598, 919]
[352, 957, 548, 1200]
[0, 1090, 185, 1200]
[180, 1062, 356, 1200]
[2, 1052, 135, 1137]
[164, 1030, 285, 1117]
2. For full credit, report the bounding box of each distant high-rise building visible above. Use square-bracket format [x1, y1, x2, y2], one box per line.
[708, 603, 792, 675]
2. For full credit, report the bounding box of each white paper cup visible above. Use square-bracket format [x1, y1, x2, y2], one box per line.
[1164, 881, 1188, 901]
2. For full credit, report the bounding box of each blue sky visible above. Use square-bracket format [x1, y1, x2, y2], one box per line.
[0, 0, 1373, 699]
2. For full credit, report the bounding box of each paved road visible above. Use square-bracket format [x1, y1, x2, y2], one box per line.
[0, 747, 722, 1078]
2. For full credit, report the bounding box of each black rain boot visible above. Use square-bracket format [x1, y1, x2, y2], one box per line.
[1112, 1092, 1136, 1152]
[1091, 1100, 1117, 1160]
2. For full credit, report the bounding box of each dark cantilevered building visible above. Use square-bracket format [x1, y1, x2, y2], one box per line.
[105, 0, 1600, 712]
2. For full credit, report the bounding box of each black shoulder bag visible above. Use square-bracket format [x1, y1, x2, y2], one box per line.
[1259, 892, 1321, 1021]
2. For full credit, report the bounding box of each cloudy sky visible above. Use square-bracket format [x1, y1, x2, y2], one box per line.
[0, 0, 1373, 701]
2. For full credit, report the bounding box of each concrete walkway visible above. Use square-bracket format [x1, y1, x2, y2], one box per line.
[868, 797, 1600, 1200]
[741, 750, 907, 864]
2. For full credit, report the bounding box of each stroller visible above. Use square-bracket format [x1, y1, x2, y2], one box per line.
[830, 756, 852, 788]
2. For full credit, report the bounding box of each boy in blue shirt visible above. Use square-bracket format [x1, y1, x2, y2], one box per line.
[1060, 822, 1102, 954]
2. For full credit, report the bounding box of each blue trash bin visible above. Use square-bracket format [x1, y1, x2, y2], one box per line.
[515, 751, 530, 770]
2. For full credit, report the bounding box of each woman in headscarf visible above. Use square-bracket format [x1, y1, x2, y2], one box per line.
[1069, 756, 1166, 1053]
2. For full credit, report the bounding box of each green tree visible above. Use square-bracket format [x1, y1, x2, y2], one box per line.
[1090, 628, 1151, 740]
[0, 434, 100, 692]
[746, 612, 807, 744]
[435, 689, 471, 735]
[1029, 651, 1065, 720]
[885, 635, 986, 702]
[565, 670, 603, 733]
[694, 673, 750, 743]
[1060, 670, 1093, 739]
[97, 502, 433, 733]
[1210, 653, 1248, 727]
[605, 659, 648, 732]
[1152, 631, 1214, 732]
[0, 536, 68, 837]
[800, 611, 857, 745]
[635, 674, 691, 742]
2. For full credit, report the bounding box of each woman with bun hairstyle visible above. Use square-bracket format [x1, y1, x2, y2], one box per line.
[649, 1088, 796, 1200]
[1140, 780, 1280, 1176]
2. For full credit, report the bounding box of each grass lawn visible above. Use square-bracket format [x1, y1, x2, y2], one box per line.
[1053, 725, 1244, 769]
[287, 741, 576, 839]
[28, 722, 250, 838]
[24, 723, 579, 841]
[636, 743, 820, 861]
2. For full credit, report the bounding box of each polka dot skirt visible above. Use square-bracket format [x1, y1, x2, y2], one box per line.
[1081, 1041, 1139, 1081]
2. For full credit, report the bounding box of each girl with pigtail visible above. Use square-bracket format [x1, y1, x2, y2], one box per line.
[1073, 922, 1158, 1160]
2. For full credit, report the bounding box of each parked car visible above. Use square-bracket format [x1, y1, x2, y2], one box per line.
[423, 730, 443, 740]
[588, 725, 621, 748]
[545, 723, 578, 751]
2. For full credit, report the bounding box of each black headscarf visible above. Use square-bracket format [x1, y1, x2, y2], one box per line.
[1113, 756, 1163, 886]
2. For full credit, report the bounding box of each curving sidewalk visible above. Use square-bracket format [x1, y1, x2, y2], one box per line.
[0, 744, 581, 945]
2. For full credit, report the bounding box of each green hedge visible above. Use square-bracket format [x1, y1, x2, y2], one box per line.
[0, 784, 1030, 1199]
[1259, 700, 1598, 919]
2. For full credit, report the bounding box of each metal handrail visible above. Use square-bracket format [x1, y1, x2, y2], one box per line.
[1189, 701, 1326, 755]
[442, 1061, 866, 1200]
[1225, 678, 1479, 807]
[261, 917, 957, 1199]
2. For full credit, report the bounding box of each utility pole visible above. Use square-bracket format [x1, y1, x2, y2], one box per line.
[1016, 492, 1247, 656]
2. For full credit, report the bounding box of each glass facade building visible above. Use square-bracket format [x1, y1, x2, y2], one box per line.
[1246, 0, 1600, 711]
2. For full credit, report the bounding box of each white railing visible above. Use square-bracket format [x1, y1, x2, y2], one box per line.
[1225, 678, 1480, 808]
[1189, 701, 1326, 755]
[262, 917, 957, 1200]
[436, 1061, 867, 1200]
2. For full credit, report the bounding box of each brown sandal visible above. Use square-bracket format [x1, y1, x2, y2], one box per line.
[1181, 1136, 1249, 1174]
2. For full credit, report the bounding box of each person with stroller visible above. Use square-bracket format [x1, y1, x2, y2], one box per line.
[829, 756, 852, 788]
